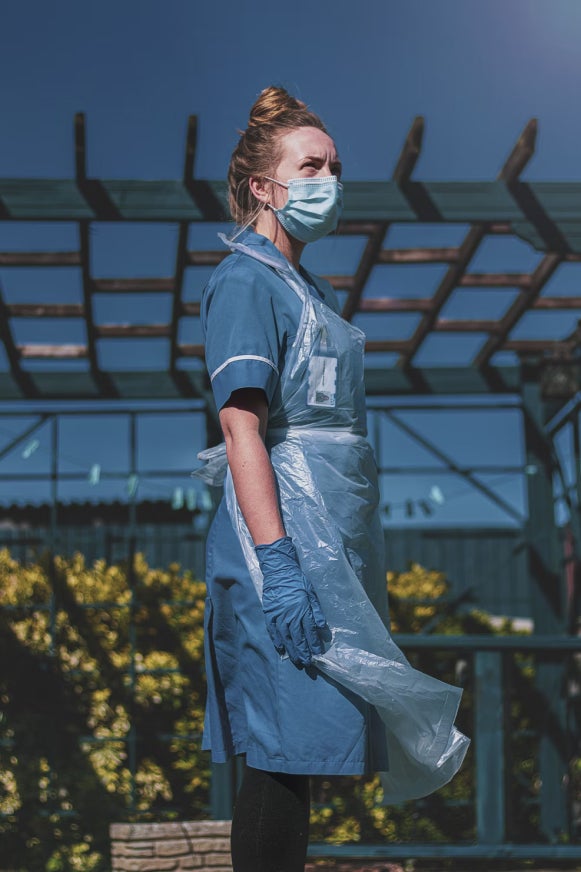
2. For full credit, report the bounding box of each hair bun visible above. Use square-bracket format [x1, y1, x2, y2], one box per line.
[228, 86, 327, 225]
[247, 86, 308, 129]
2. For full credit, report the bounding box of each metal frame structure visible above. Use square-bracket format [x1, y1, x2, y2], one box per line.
[2, 114, 581, 860]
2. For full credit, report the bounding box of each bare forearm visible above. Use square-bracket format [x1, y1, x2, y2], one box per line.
[219, 389, 285, 546]
[225, 431, 285, 545]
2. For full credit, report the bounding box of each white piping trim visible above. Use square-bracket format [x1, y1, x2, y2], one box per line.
[210, 354, 279, 382]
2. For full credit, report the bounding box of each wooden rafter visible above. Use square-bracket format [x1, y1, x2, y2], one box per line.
[18, 344, 87, 359]
[7, 304, 84, 317]
[75, 113, 115, 396]
[341, 116, 425, 323]
[0, 281, 38, 396]
[377, 247, 459, 265]
[358, 298, 432, 313]
[92, 278, 175, 293]
[169, 115, 197, 386]
[397, 118, 538, 369]
[474, 253, 563, 367]
[0, 252, 81, 266]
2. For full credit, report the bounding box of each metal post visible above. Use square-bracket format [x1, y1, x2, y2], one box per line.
[127, 412, 138, 813]
[47, 415, 59, 816]
[474, 651, 505, 844]
[48, 415, 58, 659]
[521, 360, 569, 840]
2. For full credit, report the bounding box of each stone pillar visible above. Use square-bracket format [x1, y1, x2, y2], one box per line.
[110, 821, 232, 872]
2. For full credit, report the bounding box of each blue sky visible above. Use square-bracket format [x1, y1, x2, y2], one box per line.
[1, 0, 581, 526]
[2, 0, 581, 180]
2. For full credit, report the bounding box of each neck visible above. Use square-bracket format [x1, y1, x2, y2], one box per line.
[254, 210, 305, 270]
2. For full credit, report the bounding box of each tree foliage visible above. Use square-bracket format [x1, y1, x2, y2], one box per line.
[0, 549, 208, 872]
[0, 552, 550, 871]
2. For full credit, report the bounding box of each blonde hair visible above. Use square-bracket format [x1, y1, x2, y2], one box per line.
[228, 86, 328, 226]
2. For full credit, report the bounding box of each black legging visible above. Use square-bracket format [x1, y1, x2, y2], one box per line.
[230, 765, 310, 872]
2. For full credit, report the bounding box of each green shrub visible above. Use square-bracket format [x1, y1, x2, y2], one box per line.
[0, 549, 208, 872]
[0, 551, 545, 870]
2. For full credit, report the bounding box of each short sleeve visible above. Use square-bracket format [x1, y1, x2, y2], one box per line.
[202, 259, 284, 411]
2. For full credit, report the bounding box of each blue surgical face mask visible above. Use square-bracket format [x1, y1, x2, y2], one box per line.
[265, 175, 343, 243]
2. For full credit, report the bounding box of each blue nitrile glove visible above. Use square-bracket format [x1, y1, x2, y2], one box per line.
[255, 536, 328, 668]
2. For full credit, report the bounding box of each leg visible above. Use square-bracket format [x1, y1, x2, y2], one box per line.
[230, 765, 310, 872]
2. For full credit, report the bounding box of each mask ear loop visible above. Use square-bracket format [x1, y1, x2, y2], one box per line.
[263, 176, 289, 189]
[227, 200, 268, 242]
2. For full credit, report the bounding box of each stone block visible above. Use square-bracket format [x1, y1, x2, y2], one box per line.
[196, 868, 231, 872]
[110, 820, 235, 872]
[156, 839, 191, 857]
[181, 821, 231, 838]
[202, 854, 231, 867]
[136, 861, 180, 872]
[122, 822, 181, 840]
[112, 859, 179, 872]
[190, 838, 231, 853]
[110, 824, 134, 839]
[111, 843, 155, 857]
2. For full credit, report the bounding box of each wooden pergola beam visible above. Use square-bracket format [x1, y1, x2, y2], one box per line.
[18, 344, 88, 359]
[398, 118, 538, 370]
[7, 304, 84, 318]
[459, 273, 531, 288]
[433, 319, 501, 333]
[324, 276, 356, 291]
[177, 343, 205, 358]
[364, 340, 412, 353]
[186, 251, 229, 266]
[341, 116, 425, 322]
[0, 252, 81, 266]
[474, 253, 563, 367]
[377, 247, 459, 265]
[0, 283, 38, 396]
[337, 222, 388, 236]
[92, 278, 175, 293]
[96, 324, 171, 338]
[533, 297, 581, 310]
[2, 178, 581, 249]
[359, 298, 432, 313]
[75, 112, 115, 396]
[504, 339, 571, 353]
[169, 115, 197, 385]
[501, 118, 538, 181]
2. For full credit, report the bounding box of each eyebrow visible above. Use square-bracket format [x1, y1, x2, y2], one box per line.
[301, 154, 342, 163]
[301, 154, 343, 174]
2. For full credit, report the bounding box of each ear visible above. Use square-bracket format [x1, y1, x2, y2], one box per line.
[249, 176, 271, 205]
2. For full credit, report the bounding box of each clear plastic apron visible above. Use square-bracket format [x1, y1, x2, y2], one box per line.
[196, 233, 470, 802]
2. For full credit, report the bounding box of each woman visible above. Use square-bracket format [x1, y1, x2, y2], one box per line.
[198, 86, 468, 872]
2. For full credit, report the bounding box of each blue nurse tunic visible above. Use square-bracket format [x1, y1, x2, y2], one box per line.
[201, 231, 388, 775]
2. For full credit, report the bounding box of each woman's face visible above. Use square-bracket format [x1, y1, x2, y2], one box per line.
[268, 126, 342, 210]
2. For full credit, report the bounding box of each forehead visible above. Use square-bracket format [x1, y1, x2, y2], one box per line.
[277, 127, 339, 162]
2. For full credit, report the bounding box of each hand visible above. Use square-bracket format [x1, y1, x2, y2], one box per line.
[255, 536, 328, 668]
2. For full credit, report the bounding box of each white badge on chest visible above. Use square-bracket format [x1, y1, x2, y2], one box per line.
[307, 354, 337, 407]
